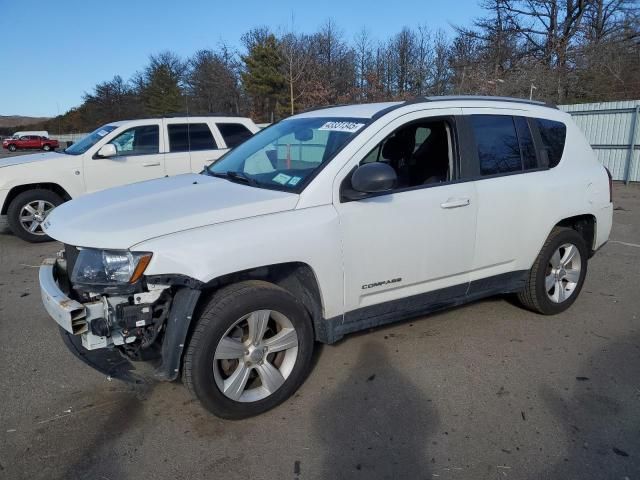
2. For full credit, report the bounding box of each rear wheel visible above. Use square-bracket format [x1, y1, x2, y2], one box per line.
[42, 144, 51, 151]
[184, 280, 314, 419]
[518, 227, 588, 314]
[7, 189, 63, 242]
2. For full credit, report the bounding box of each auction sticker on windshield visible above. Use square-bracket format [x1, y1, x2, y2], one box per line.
[318, 121, 365, 133]
[272, 173, 292, 185]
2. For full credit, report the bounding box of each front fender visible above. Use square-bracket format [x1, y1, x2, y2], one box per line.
[0, 160, 85, 210]
[134, 205, 344, 319]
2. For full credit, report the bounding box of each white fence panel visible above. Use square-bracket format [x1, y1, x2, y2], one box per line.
[560, 100, 640, 183]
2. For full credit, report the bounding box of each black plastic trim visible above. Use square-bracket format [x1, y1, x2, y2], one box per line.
[371, 102, 406, 120]
[456, 115, 480, 179]
[408, 95, 557, 109]
[317, 270, 528, 344]
[58, 327, 146, 384]
[145, 274, 204, 289]
[155, 287, 201, 381]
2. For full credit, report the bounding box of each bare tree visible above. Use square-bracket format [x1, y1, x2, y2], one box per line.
[354, 28, 374, 100]
[279, 31, 312, 115]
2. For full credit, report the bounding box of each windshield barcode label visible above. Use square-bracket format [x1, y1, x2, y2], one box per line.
[318, 121, 365, 133]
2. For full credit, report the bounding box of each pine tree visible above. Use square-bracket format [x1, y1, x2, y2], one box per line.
[241, 32, 286, 122]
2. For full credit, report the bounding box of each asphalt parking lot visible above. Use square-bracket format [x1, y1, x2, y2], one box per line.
[0, 183, 638, 480]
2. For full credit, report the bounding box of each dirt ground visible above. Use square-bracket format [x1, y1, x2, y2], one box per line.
[0, 183, 638, 480]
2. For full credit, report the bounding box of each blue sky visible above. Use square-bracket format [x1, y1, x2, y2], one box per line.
[0, 0, 483, 117]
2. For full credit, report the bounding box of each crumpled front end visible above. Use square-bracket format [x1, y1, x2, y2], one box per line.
[39, 247, 201, 381]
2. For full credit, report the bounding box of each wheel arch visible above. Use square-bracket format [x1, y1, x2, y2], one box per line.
[155, 262, 327, 382]
[198, 262, 326, 341]
[2, 183, 72, 214]
[554, 214, 596, 255]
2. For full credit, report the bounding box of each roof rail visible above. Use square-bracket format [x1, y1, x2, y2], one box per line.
[299, 103, 349, 114]
[406, 95, 557, 109]
[149, 112, 247, 119]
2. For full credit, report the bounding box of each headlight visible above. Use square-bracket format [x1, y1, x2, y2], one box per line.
[70, 248, 152, 286]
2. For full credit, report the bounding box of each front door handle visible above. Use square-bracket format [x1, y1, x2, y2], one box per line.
[440, 197, 470, 209]
[143, 162, 161, 167]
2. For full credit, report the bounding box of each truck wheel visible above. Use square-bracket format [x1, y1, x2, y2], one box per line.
[8, 144, 16, 152]
[184, 280, 314, 419]
[42, 144, 51, 151]
[517, 227, 588, 315]
[7, 189, 63, 243]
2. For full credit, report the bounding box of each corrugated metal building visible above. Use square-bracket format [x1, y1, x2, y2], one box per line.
[559, 100, 640, 183]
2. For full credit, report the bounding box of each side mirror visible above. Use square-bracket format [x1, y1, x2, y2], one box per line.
[342, 162, 397, 201]
[96, 144, 117, 158]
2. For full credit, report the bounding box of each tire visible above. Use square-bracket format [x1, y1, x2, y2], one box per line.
[7, 189, 63, 243]
[183, 280, 314, 419]
[8, 144, 16, 152]
[42, 144, 51, 151]
[517, 227, 588, 315]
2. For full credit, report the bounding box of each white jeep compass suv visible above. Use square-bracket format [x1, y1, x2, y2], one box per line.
[39, 97, 613, 419]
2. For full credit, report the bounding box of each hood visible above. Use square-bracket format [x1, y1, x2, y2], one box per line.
[0, 151, 66, 169]
[44, 173, 299, 249]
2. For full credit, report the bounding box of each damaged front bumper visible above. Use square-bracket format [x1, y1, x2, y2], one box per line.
[39, 257, 139, 350]
[39, 257, 201, 382]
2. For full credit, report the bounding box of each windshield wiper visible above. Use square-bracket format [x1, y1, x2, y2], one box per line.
[210, 170, 261, 187]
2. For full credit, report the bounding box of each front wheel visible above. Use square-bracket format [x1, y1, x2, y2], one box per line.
[8, 144, 16, 152]
[518, 227, 588, 315]
[183, 280, 314, 419]
[6, 189, 63, 242]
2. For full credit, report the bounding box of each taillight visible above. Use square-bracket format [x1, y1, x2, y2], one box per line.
[604, 167, 613, 203]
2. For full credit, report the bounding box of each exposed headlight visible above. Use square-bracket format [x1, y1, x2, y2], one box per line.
[71, 248, 152, 286]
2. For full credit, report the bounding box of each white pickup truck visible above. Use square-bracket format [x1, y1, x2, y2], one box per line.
[0, 116, 258, 242]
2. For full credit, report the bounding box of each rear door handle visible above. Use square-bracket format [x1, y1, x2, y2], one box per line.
[440, 197, 470, 209]
[143, 162, 161, 167]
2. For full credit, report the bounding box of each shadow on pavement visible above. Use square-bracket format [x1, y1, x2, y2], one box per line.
[539, 333, 640, 479]
[313, 341, 439, 479]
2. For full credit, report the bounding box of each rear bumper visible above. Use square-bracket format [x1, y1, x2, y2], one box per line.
[594, 203, 614, 251]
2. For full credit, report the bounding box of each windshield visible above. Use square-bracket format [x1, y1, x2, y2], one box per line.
[64, 124, 118, 155]
[208, 117, 368, 191]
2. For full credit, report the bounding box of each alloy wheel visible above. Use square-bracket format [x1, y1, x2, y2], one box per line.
[18, 200, 55, 236]
[545, 243, 582, 303]
[213, 309, 299, 402]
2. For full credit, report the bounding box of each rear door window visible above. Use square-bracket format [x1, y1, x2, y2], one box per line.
[535, 119, 567, 168]
[217, 123, 253, 148]
[168, 123, 217, 152]
[469, 115, 522, 175]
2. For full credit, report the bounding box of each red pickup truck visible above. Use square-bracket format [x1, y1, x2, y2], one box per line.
[2, 135, 59, 152]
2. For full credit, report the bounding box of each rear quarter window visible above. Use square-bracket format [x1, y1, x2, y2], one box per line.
[535, 119, 567, 168]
